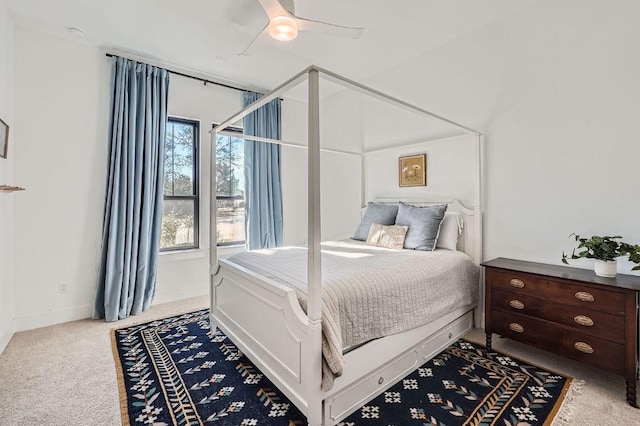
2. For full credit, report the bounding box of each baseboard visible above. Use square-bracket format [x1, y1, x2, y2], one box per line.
[14, 304, 94, 332]
[152, 283, 208, 306]
[8, 284, 208, 334]
[0, 318, 16, 355]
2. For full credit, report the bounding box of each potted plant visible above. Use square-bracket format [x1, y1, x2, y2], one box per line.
[562, 234, 640, 277]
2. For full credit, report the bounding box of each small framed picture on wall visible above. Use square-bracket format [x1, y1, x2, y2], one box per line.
[0, 117, 8, 159]
[399, 154, 426, 187]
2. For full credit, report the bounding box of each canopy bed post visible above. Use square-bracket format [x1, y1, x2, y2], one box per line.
[305, 68, 324, 426]
[474, 133, 483, 261]
[475, 133, 485, 327]
[209, 128, 218, 324]
[360, 155, 367, 208]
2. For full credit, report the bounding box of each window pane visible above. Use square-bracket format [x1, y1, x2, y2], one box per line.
[216, 199, 245, 244]
[161, 199, 196, 249]
[165, 121, 196, 196]
[215, 135, 244, 197]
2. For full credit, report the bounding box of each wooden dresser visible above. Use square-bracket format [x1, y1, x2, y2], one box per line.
[483, 257, 640, 407]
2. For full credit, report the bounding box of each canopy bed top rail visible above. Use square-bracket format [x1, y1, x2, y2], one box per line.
[210, 65, 481, 139]
[362, 132, 469, 156]
[212, 66, 310, 135]
[315, 66, 481, 136]
[215, 129, 361, 157]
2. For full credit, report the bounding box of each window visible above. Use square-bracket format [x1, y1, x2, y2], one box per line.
[215, 126, 245, 246]
[161, 118, 199, 251]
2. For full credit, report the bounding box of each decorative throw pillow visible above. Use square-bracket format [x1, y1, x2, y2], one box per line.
[395, 202, 448, 250]
[436, 212, 463, 251]
[366, 223, 409, 250]
[352, 202, 399, 241]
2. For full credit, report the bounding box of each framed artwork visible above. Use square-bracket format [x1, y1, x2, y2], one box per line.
[399, 154, 426, 187]
[0, 117, 8, 159]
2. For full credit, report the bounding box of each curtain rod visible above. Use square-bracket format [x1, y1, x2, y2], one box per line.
[104, 53, 264, 95]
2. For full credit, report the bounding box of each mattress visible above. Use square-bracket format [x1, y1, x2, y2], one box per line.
[227, 239, 479, 390]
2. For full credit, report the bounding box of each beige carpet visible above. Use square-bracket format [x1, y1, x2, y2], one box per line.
[1, 297, 638, 425]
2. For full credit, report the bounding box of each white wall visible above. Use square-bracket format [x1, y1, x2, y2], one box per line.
[0, 0, 15, 353]
[8, 25, 311, 332]
[280, 80, 474, 247]
[362, 0, 640, 274]
[280, 97, 308, 245]
[483, 5, 640, 272]
[281, 147, 362, 245]
[10, 26, 243, 330]
[280, 81, 476, 247]
[280, 89, 363, 246]
[12, 27, 110, 330]
[365, 134, 477, 206]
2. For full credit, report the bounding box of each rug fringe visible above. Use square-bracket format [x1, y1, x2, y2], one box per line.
[552, 379, 585, 426]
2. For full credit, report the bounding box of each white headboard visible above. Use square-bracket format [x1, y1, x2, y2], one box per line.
[365, 199, 482, 264]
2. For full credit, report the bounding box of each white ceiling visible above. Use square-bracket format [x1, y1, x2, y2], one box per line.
[6, 0, 541, 92]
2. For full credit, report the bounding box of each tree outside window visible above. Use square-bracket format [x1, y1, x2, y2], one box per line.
[215, 126, 245, 246]
[161, 118, 199, 250]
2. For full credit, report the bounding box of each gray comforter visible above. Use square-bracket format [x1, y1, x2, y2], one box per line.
[228, 240, 479, 390]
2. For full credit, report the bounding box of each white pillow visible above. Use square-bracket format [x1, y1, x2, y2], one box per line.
[366, 223, 408, 250]
[436, 212, 463, 250]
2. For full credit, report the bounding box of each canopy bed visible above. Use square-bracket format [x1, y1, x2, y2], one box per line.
[209, 66, 484, 425]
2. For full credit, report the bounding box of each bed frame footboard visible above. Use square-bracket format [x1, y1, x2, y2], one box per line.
[211, 260, 322, 416]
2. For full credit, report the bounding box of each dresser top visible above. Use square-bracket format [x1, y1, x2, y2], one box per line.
[482, 257, 640, 292]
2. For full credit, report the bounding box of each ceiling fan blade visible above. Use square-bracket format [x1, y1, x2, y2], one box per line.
[257, 0, 290, 19]
[237, 23, 269, 56]
[295, 16, 364, 39]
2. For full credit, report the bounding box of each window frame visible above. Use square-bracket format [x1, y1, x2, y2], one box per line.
[214, 124, 245, 247]
[161, 116, 200, 252]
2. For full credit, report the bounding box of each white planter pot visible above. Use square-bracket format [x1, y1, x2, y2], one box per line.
[594, 259, 617, 278]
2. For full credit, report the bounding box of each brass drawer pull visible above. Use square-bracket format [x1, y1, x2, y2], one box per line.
[509, 323, 524, 333]
[510, 278, 525, 288]
[574, 315, 594, 327]
[574, 342, 594, 354]
[509, 299, 525, 310]
[575, 291, 595, 302]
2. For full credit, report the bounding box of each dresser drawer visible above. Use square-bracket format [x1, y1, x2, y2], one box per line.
[491, 310, 624, 374]
[486, 269, 626, 315]
[491, 289, 625, 343]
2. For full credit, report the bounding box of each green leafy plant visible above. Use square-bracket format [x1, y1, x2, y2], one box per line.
[562, 234, 640, 270]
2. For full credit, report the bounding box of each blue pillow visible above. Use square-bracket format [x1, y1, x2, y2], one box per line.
[395, 202, 448, 250]
[352, 202, 399, 241]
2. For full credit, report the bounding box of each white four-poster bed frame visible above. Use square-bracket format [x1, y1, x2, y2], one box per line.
[209, 66, 484, 426]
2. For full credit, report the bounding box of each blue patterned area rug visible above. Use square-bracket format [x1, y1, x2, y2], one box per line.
[112, 309, 574, 426]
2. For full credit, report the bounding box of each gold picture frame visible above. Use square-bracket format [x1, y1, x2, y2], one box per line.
[399, 154, 426, 187]
[0, 117, 8, 159]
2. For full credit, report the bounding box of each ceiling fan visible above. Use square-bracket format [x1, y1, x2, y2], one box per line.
[239, 0, 364, 55]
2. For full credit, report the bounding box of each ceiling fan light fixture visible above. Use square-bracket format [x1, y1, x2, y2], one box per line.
[268, 16, 298, 41]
